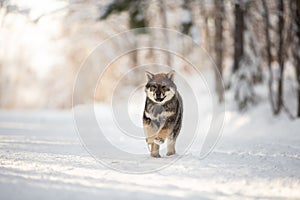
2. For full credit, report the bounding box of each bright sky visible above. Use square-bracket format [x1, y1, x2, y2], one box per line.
[10, 0, 68, 20]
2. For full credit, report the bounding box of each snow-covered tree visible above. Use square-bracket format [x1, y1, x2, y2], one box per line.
[179, 0, 200, 44]
[233, 54, 255, 110]
[290, 0, 300, 117]
[213, 0, 224, 103]
[274, 0, 285, 115]
[99, 0, 148, 31]
[233, 1, 261, 110]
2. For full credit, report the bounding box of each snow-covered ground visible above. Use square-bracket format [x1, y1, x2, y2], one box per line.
[0, 95, 299, 199]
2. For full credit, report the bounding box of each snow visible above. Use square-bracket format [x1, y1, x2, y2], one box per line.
[181, 9, 192, 24]
[190, 25, 201, 45]
[0, 73, 300, 199]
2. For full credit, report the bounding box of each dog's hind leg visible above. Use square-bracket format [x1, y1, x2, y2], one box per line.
[166, 137, 176, 156]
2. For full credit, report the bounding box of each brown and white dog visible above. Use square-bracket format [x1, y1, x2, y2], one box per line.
[143, 71, 183, 158]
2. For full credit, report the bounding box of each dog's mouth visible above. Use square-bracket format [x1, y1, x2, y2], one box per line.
[155, 96, 165, 102]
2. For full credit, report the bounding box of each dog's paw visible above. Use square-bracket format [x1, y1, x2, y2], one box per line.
[166, 151, 176, 156]
[154, 137, 164, 145]
[151, 153, 161, 158]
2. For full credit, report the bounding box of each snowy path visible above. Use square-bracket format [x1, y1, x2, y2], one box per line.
[0, 107, 299, 200]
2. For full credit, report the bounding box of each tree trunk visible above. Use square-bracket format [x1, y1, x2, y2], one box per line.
[297, 1, 300, 117]
[214, 0, 224, 102]
[262, 0, 276, 114]
[199, 3, 212, 55]
[233, 3, 244, 73]
[297, 60, 300, 117]
[275, 0, 285, 115]
[292, 0, 300, 117]
[158, 0, 171, 66]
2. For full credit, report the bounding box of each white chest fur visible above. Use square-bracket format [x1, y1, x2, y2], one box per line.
[144, 110, 175, 121]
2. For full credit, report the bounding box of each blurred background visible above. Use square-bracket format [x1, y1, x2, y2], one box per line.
[0, 0, 299, 119]
[1, 1, 300, 198]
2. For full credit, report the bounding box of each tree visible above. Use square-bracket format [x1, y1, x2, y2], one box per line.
[99, 0, 148, 31]
[274, 0, 285, 115]
[233, 1, 262, 110]
[233, 2, 244, 73]
[214, 0, 224, 102]
[262, 0, 276, 114]
[158, 0, 171, 66]
[290, 0, 300, 117]
[233, 1, 254, 110]
[99, 0, 148, 84]
[180, 0, 193, 36]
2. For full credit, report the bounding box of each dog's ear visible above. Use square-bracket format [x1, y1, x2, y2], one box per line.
[145, 71, 154, 81]
[167, 70, 175, 81]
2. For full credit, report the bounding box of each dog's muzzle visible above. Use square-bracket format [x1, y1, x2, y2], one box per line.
[155, 93, 165, 102]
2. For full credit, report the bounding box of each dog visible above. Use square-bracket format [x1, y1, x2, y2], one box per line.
[143, 71, 183, 158]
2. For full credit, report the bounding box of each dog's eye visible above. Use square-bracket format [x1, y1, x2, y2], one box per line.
[162, 86, 169, 91]
[150, 85, 156, 91]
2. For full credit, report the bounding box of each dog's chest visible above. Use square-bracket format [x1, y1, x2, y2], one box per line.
[145, 104, 174, 121]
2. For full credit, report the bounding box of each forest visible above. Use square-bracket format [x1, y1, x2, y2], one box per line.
[0, 0, 299, 119]
[97, 0, 300, 118]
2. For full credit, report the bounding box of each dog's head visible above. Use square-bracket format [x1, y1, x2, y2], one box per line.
[145, 71, 177, 104]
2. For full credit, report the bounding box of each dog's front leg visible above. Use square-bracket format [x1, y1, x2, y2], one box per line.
[154, 117, 175, 145]
[150, 143, 160, 158]
[154, 128, 171, 145]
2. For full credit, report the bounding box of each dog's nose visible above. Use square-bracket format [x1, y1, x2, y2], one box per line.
[155, 92, 164, 102]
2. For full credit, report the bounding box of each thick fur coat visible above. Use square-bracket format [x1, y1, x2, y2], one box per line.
[143, 71, 183, 158]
